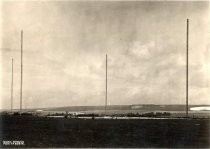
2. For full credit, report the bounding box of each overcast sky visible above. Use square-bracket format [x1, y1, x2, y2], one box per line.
[0, 1, 210, 109]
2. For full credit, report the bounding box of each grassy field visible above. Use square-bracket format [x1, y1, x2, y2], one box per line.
[0, 115, 210, 148]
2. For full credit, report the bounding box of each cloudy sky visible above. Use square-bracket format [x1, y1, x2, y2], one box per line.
[0, 1, 209, 109]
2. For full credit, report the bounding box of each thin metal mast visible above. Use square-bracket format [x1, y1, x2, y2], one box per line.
[105, 54, 107, 115]
[11, 58, 13, 112]
[20, 30, 23, 113]
[186, 19, 189, 117]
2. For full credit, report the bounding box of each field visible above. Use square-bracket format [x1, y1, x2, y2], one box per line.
[0, 115, 210, 148]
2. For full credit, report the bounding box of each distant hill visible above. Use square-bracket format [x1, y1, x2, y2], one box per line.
[42, 104, 210, 112]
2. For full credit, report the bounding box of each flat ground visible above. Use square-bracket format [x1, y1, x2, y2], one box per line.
[0, 115, 209, 148]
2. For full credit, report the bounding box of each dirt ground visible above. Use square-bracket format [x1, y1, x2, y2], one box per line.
[0, 115, 209, 148]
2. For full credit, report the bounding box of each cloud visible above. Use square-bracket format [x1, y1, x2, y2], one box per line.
[128, 41, 155, 59]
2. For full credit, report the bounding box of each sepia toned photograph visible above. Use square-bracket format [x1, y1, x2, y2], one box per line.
[0, 0, 210, 148]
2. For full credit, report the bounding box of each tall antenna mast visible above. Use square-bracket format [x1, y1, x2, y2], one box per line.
[20, 30, 23, 113]
[11, 58, 13, 112]
[186, 19, 189, 117]
[105, 54, 108, 115]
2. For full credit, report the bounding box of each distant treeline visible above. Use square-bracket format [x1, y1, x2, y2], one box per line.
[1, 111, 171, 117]
[125, 112, 171, 117]
[48, 112, 171, 117]
[111, 112, 171, 117]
